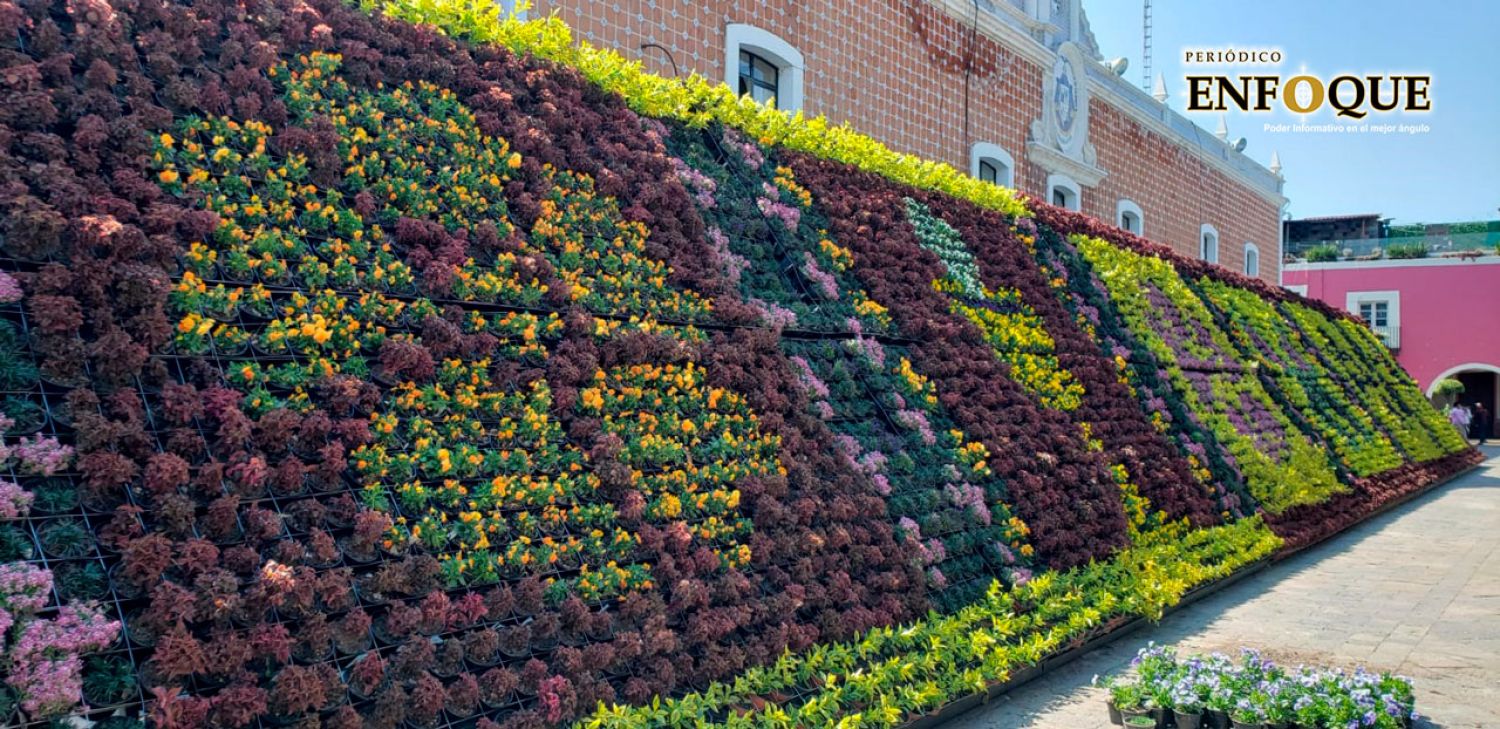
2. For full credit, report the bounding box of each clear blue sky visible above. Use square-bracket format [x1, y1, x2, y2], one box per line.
[1086, 0, 1500, 225]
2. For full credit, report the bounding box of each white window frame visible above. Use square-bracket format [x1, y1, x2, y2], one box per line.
[1345, 290, 1401, 348]
[724, 24, 805, 112]
[1116, 199, 1144, 235]
[1243, 242, 1260, 277]
[1200, 224, 1220, 264]
[1046, 173, 1081, 211]
[1283, 284, 1308, 297]
[970, 142, 1015, 188]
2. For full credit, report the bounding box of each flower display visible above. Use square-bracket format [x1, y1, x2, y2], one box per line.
[1072, 233, 1347, 515]
[1102, 644, 1419, 729]
[0, 0, 1477, 727]
[905, 198, 1084, 411]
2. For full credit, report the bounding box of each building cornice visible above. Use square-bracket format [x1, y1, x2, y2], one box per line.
[929, 0, 1055, 67]
[1084, 69, 1287, 208]
[926, 0, 1286, 208]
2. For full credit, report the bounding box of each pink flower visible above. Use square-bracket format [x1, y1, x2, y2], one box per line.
[0, 271, 22, 303]
[0, 563, 52, 617]
[5, 601, 118, 718]
[800, 253, 838, 300]
[0, 479, 34, 518]
[12, 436, 73, 476]
[747, 297, 797, 330]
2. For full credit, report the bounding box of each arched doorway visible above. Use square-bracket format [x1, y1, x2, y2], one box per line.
[1427, 363, 1500, 424]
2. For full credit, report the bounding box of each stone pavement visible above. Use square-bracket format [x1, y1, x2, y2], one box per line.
[944, 445, 1500, 729]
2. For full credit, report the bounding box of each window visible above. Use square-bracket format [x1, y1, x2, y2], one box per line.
[969, 143, 1015, 187]
[1200, 224, 1219, 264]
[1345, 290, 1401, 348]
[1284, 284, 1309, 297]
[1243, 243, 1260, 277]
[724, 25, 804, 111]
[738, 50, 779, 105]
[1359, 301, 1388, 328]
[1046, 174, 1081, 211]
[1116, 199, 1143, 235]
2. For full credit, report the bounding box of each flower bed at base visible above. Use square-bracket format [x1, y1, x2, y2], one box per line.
[0, 0, 1478, 726]
[1099, 644, 1418, 729]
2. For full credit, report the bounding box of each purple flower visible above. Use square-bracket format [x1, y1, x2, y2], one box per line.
[671, 157, 718, 208]
[723, 128, 764, 169]
[0, 271, 22, 303]
[800, 252, 839, 300]
[12, 436, 73, 476]
[0, 480, 34, 519]
[748, 297, 797, 330]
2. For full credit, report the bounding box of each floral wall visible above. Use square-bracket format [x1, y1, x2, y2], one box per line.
[0, 0, 1478, 726]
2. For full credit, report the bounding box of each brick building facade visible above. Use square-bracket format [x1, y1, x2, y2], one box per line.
[525, 0, 1287, 281]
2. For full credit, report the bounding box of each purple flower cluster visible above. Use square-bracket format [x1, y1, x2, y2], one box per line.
[12, 435, 74, 476]
[757, 184, 801, 232]
[1108, 644, 1419, 729]
[747, 297, 798, 330]
[671, 157, 717, 208]
[789, 356, 836, 419]
[894, 516, 945, 566]
[723, 128, 764, 170]
[944, 481, 991, 524]
[706, 226, 749, 287]
[0, 479, 34, 519]
[893, 408, 937, 445]
[8, 603, 120, 718]
[800, 252, 839, 301]
[0, 270, 22, 303]
[0, 563, 53, 618]
[843, 318, 886, 368]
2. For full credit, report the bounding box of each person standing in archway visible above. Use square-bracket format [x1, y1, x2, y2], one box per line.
[1449, 401, 1472, 439]
[1473, 402, 1491, 445]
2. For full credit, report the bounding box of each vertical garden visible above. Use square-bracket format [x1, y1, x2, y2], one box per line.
[0, 0, 1478, 726]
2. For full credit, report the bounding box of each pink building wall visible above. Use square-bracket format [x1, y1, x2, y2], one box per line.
[1282, 257, 1500, 394]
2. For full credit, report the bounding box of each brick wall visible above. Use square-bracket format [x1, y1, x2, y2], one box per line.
[531, 0, 1282, 282]
[1088, 101, 1283, 279]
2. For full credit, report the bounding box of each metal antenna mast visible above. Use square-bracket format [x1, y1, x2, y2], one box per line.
[1141, 0, 1153, 92]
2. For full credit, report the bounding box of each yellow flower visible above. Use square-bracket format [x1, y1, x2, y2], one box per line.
[158, 169, 179, 184]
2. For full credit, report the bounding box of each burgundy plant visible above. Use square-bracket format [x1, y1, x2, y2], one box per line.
[408, 672, 445, 728]
[447, 672, 482, 718]
[479, 667, 518, 708]
[348, 652, 386, 698]
[268, 664, 326, 718]
[334, 608, 372, 655]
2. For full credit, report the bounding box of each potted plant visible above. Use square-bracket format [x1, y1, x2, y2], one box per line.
[1110, 680, 1148, 722]
[267, 664, 327, 724]
[479, 667, 518, 709]
[433, 637, 466, 679]
[334, 609, 372, 655]
[347, 652, 387, 701]
[464, 628, 501, 667]
[1172, 684, 1206, 729]
[446, 672, 482, 719]
[81, 654, 138, 707]
[407, 672, 446, 729]
[1230, 698, 1266, 729]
